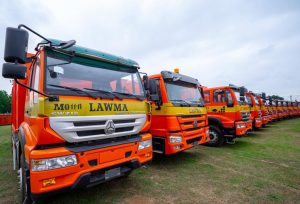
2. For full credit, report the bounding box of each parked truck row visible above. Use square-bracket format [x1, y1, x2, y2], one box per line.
[2, 25, 299, 203]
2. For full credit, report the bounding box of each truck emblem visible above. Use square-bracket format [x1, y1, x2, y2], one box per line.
[105, 120, 115, 135]
[193, 119, 198, 128]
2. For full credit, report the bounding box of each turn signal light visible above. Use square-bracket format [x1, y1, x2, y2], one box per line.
[43, 178, 56, 187]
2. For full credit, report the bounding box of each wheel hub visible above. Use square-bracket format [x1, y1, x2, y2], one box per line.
[209, 130, 218, 142]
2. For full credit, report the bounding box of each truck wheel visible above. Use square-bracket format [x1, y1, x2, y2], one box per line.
[207, 126, 224, 147]
[19, 154, 32, 204]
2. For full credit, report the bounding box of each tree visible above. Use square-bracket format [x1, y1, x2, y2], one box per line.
[271, 95, 284, 100]
[0, 90, 12, 113]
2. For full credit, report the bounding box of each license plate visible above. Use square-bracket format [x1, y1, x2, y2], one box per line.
[105, 167, 121, 180]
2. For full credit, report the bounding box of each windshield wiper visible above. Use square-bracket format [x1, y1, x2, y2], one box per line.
[112, 91, 144, 101]
[170, 99, 191, 107]
[190, 100, 205, 107]
[83, 88, 123, 100]
[48, 84, 97, 99]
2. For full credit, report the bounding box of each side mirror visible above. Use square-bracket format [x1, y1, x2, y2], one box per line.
[4, 27, 29, 64]
[148, 79, 162, 109]
[240, 87, 245, 97]
[149, 79, 158, 95]
[150, 94, 159, 101]
[2, 63, 27, 79]
[226, 101, 234, 107]
[143, 75, 149, 90]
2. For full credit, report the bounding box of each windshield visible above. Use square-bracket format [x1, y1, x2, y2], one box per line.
[45, 50, 145, 99]
[246, 95, 253, 106]
[233, 90, 247, 105]
[165, 82, 204, 106]
[254, 97, 260, 106]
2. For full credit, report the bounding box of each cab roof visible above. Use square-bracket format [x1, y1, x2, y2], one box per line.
[45, 39, 140, 69]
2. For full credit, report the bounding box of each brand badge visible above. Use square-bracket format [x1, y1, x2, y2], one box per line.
[105, 120, 115, 135]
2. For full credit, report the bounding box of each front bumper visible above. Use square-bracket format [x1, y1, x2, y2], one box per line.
[245, 120, 253, 132]
[164, 126, 209, 155]
[235, 121, 248, 136]
[29, 133, 152, 197]
[31, 160, 144, 200]
[254, 117, 262, 128]
[262, 116, 269, 125]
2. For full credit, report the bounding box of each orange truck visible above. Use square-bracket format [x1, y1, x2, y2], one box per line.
[2, 25, 153, 203]
[245, 92, 262, 129]
[147, 69, 209, 154]
[255, 93, 270, 126]
[275, 100, 285, 120]
[278, 101, 289, 118]
[293, 102, 299, 117]
[270, 98, 279, 121]
[287, 101, 297, 117]
[264, 96, 277, 122]
[203, 84, 252, 146]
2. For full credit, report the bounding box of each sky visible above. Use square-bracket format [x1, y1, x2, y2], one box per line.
[0, 0, 300, 100]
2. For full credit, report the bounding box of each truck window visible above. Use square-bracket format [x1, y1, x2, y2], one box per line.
[29, 59, 40, 104]
[204, 91, 210, 103]
[110, 74, 142, 95]
[165, 82, 204, 106]
[213, 90, 225, 103]
[226, 90, 233, 104]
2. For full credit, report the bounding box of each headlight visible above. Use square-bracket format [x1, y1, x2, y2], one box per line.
[169, 135, 182, 144]
[32, 155, 77, 172]
[236, 123, 246, 129]
[206, 129, 210, 136]
[138, 139, 152, 150]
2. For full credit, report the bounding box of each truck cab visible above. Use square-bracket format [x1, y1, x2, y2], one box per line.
[2, 26, 152, 203]
[255, 94, 270, 126]
[147, 70, 209, 155]
[293, 102, 299, 117]
[280, 101, 289, 118]
[271, 100, 279, 120]
[203, 85, 252, 146]
[245, 92, 262, 129]
[276, 100, 285, 120]
[264, 97, 276, 122]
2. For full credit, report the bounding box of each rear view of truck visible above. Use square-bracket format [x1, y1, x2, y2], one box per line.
[147, 69, 209, 155]
[203, 84, 252, 146]
[2, 25, 153, 203]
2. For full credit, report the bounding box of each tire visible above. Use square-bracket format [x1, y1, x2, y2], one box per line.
[20, 154, 32, 204]
[207, 125, 224, 147]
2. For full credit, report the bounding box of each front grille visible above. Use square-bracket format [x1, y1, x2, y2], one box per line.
[77, 127, 135, 137]
[49, 114, 146, 143]
[177, 115, 207, 131]
[241, 112, 250, 121]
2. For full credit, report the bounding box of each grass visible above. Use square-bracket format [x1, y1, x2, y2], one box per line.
[0, 118, 300, 204]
